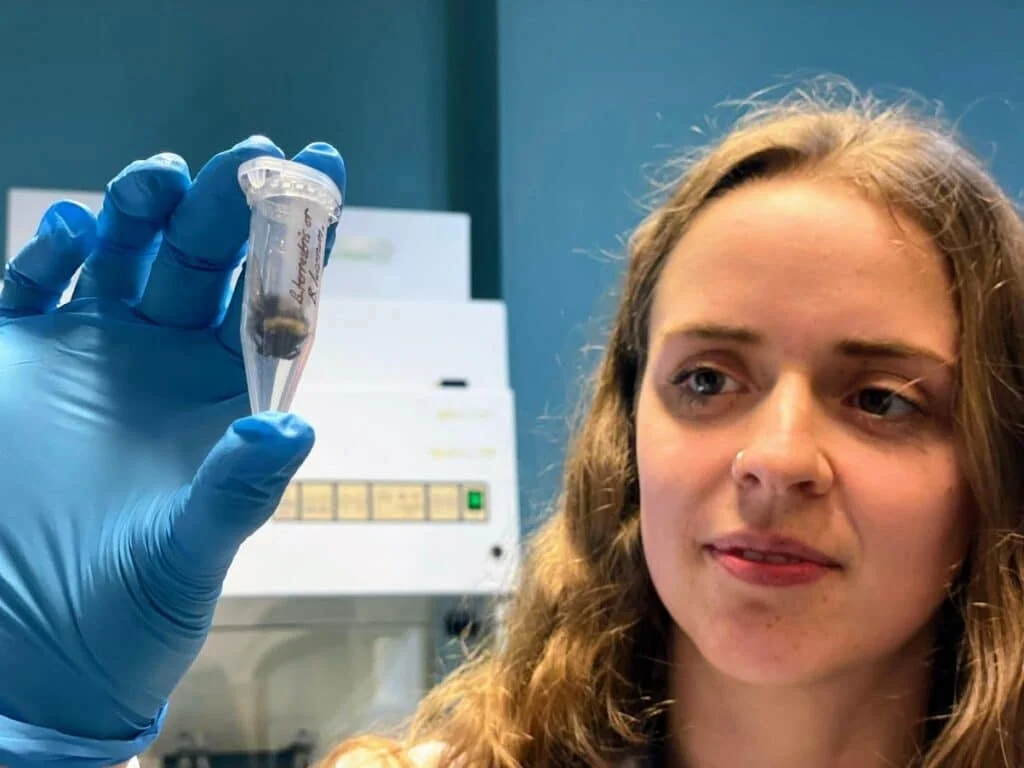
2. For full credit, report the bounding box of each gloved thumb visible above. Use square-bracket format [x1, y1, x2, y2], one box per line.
[170, 411, 314, 577]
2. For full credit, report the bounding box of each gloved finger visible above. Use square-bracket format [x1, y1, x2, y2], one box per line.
[168, 411, 314, 577]
[214, 142, 347, 356]
[135, 136, 285, 329]
[72, 153, 191, 302]
[0, 200, 96, 318]
[215, 259, 247, 357]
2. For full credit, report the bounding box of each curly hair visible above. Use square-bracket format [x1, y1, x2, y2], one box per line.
[323, 79, 1024, 768]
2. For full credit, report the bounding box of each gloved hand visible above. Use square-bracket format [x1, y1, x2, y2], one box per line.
[0, 136, 346, 768]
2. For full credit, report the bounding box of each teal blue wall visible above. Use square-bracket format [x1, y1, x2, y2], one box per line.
[496, 0, 1024, 531]
[3, 0, 1024, 537]
[0, 2, 444, 205]
[0, 0, 500, 298]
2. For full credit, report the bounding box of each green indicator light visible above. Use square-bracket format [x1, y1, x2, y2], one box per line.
[467, 489, 483, 510]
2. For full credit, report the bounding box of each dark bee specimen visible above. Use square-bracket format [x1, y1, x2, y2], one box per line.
[246, 294, 310, 359]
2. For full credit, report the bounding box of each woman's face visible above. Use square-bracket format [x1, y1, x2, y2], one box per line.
[635, 177, 969, 686]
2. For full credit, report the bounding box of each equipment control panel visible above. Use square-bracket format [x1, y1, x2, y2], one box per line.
[273, 481, 489, 523]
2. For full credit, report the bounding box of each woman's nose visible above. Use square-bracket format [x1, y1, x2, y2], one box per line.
[731, 378, 834, 499]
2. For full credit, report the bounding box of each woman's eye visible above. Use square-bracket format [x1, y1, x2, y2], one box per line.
[853, 387, 922, 419]
[673, 367, 742, 400]
[667, 368, 927, 428]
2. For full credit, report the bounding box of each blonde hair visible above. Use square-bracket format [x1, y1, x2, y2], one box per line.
[324, 80, 1024, 768]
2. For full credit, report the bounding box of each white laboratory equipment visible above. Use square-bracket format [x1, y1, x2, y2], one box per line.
[5, 189, 520, 766]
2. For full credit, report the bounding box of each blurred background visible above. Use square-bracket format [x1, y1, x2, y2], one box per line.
[3, 1, 1023, 764]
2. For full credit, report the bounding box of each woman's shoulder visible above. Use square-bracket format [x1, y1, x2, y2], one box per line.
[330, 740, 649, 768]
[331, 740, 446, 768]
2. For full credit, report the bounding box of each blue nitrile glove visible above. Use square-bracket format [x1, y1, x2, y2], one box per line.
[0, 136, 346, 768]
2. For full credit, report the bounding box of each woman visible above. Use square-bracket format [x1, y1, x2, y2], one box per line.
[0, 85, 1020, 768]
[327, 87, 1024, 767]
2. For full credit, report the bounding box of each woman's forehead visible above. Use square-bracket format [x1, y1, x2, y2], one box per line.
[648, 178, 959, 363]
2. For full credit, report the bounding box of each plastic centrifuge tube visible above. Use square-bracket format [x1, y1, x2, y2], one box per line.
[237, 156, 343, 414]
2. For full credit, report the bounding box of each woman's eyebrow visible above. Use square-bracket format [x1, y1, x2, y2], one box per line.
[660, 323, 954, 368]
[836, 338, 954, 368]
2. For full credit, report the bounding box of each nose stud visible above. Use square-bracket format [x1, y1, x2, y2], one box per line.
[732, 449, 770, 492]
[732, 450, 744, 472]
